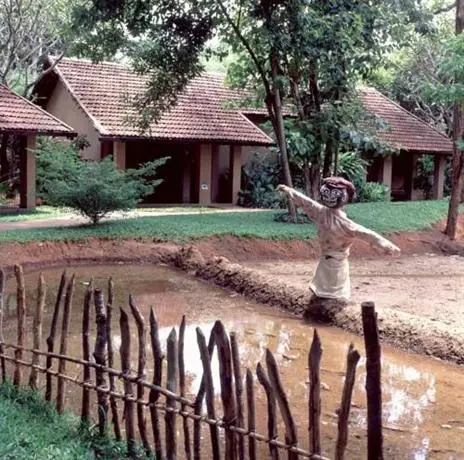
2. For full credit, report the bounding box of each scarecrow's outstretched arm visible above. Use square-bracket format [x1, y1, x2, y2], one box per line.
[351, 223, 400, 255]
[277, 185, 323, 220]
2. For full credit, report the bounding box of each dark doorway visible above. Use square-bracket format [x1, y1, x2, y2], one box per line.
[391, 152, 413, 201]
[126, 141, 193, 204]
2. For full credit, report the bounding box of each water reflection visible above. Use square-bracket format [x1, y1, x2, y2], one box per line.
[3, 265, 464, 459]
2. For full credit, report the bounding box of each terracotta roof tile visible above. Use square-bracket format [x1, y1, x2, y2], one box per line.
[360, 88, 452, 154]
[52, 58, 273, 145]
[0, 84, 74, 136]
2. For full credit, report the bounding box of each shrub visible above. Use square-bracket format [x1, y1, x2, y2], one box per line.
[337, 151, 368, 191]
[413, 154, 435, 199]
[36, 138, 167, 224]
[357, 181, 390, 202]
[238, 153, 286, 209]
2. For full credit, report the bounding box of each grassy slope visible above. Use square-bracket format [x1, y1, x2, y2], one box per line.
[0, 200, 452, 244]
[0, 383, 149, 460]
[0, 385, 95, 459]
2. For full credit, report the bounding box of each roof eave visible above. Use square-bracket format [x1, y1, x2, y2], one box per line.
[0, 127, 77, 138]
[98, 134, 274, 146]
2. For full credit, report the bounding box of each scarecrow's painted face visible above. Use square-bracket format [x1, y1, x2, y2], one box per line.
[320, 183, 349, 209]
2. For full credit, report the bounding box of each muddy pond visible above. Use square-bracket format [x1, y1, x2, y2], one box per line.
[2, 264, 464, 459]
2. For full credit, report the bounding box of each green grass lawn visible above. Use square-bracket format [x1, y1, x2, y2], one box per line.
[0, 205, 220, 223]
[0, 206, 70, 222]
[0, 200, 452, 244]
[0, 383, 148, 460]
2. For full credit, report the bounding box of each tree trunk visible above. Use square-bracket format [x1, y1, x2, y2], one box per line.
[271, 54, 297, 222]
[446, 0, 464, 240]
[323, 136, 334, 178]
[310, 160, 321, 200]
[303, 159, 312, 197]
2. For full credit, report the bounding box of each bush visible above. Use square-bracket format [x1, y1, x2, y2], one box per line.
[357, 181, 390, 202]
[238, 154, 286, 209]
[337, 151, 368, 191]
[36, 138, 167, 224]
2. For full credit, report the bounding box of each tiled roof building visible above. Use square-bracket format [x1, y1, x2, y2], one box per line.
[33, 57, 452, 203]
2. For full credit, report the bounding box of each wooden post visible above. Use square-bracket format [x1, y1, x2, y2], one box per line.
[193, 326, 216, 460]
[120, 308, 136, 456]
[0, 268, 5, 383]
[362, 302, 384, 460]
[230, 332, 245, 459]
[214, 320, 237, 460]
[46, 271, 66, 401]
[256, 362, 279, 460]
[29, 273, 45, 389]
[335, 344, 361, 460]
[56, 275, 75, 413]
[266, 349, 298, 460]
[196, 327, 220, 460]
[81, 280, 93, 425]
[309, 329, 323, 456]
[246, 369, 256, 460]
[179, 315, 192, 460]
[149, 308, 165, 460]
[129, 296, 151, 456]
[94, 289, 108, 436]
[166, 328, 178, 460]
[106, 278, 121, 440]
[13, 265, 26, 386]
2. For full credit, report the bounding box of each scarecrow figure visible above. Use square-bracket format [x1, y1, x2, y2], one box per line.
[278, 177, 400, 303]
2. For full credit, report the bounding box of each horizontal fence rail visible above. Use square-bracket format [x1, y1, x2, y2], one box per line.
[0, 265, 384, 459]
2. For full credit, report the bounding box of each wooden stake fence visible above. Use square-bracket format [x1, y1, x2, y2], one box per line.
[0, 266, 385, 460]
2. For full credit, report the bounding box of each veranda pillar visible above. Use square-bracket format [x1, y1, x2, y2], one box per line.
[381, 155, 393, 200]
[113, 140, 126, 169]
[230, 145, 242, 205]
[432, 155, 447, 199]
[198, 144, 212, 205]
[19, 135, 37, 209]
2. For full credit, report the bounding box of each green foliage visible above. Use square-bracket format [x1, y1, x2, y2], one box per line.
[414, 154, 435, 199]
[238, 154, 286, 209]
[337, 151, 390, 202]
[36, 138, 166, 224]
[0, 200, 453, 244]
[337, 152, 369, 190]
[357, 182, 391, 202]
[0, 382, 151, 459]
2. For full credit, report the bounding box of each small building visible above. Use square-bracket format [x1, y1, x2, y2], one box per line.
[360, 88, 452, 200]
[34, 58, 273, 206]
[0, 84, 75, 209]
[33, 57, 452, 205]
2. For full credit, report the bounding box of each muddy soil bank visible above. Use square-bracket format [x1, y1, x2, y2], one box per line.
[1, 228, 464, 364]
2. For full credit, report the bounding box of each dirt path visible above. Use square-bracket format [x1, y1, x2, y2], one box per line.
[246, 254, 464, 337]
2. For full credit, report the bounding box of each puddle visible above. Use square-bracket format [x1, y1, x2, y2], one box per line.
[2, 264, 464, 459]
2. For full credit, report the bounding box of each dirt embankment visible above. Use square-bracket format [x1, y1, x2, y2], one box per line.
[1, 223, 463, 364]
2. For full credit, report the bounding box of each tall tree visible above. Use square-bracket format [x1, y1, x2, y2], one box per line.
[71, 0, 429, 203]
[0, 0, 74, 95]
[446, 0, 464, 238]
